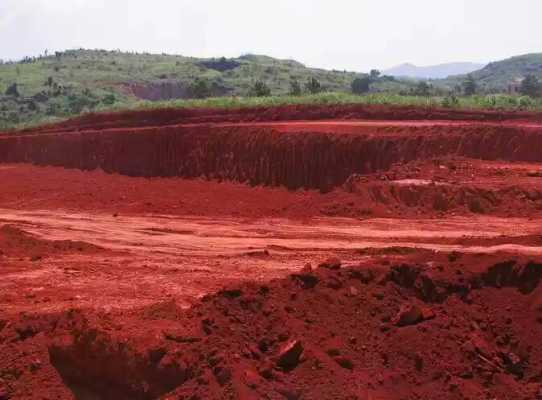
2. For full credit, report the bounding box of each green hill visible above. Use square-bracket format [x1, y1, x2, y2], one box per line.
[441, 53, 542, 92]
[2, 49, 541, 130]
[0, 49, 415, 129]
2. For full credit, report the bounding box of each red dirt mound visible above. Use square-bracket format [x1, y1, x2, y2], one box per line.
[0, 224, 102, 260]
[338, 157, 542, 217]
[1, 252, 541, 399]
[1, 159, 542, 219]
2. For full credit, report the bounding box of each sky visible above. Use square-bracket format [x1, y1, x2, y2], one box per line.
[0, 0, 540, 72]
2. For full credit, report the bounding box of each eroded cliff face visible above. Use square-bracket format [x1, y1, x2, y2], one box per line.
[1, 122, 542, 191]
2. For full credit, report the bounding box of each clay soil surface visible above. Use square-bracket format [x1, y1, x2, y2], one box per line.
[1, 105, 542, 400]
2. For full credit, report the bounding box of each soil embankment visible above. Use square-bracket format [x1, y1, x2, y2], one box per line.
[1, 120, 542, 191]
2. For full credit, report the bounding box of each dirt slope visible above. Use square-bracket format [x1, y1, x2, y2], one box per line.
[2, 253, 542, 400]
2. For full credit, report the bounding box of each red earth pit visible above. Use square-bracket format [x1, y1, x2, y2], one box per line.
[0, 104, 541, 400]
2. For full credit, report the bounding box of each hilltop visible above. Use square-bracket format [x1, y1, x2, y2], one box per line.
[442, 53, 542, 91]
[0, 49, 414, 129]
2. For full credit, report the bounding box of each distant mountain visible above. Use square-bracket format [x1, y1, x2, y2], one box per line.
[383, 62, 486, 80]
[443, 53, 542, 91]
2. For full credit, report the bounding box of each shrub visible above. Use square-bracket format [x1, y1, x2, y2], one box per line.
[463, 74, 477, 96]
[441, 94, 459, 108]
[305, 77, 322, 94]
[5, 83, 19, 97]
[189, 78, 212, 99]
[102, 94, 116, 105]
[520, 75, 541, 97]
[519, 96, 533, 107]
[250, 81, 271, 97]
[414, 81, 431, 96]
[351, 77, 371, 95]
[289, 79, 302, 96]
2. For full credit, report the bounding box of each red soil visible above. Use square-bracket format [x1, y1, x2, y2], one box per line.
[1, 157, 541, 219]
[1, 104, 542, 399]
[2, 104, 542, 191]
[7, 104, 541, 135]
[2, 253, 542, 400]
[0, 224, 102, 259]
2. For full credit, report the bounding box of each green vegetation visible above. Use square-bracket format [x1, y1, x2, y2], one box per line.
[462, 74, 477, 96]
[93, 92, 542, 116]
[520, 74, 541, 97]
[289, 79, 302, 96]
[249, 81, 271, 97]
[1, 49, 410, 129]
[414, 81, 431, 96]
[442, 53, 542, 92]
[351, 77, 371, 94]
[188, 78, 212, 99]
[4, 92, 542, 131]
[1, 49, 542, 130]
[305, 77, 322, 94]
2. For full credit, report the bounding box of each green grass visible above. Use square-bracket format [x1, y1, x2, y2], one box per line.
[144, 92, 542, 110]
[5, 92, 542, 132]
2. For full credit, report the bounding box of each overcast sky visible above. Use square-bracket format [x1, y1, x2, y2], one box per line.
[1, 0, 540, 72]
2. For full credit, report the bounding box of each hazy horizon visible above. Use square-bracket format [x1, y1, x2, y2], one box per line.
[1, 0, 540, 72]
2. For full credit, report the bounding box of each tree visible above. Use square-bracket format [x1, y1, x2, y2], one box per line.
[102, 93, 116, 105]
[369, 69, 381, 81]
[289, 79, 302, 96]
[520, 75, 541, 97]
[463, 74, 477, 96]
[414, 81, 431, 96]
[189, 78, 211, 99]
[305, 77, 321, 94]
[351, 76, 371, 94]
[5, 83, 19, 97]
[250, 81, 271, 97]
[441, 94, 459, 108]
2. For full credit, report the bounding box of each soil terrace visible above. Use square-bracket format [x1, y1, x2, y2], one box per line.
[0, 104, 541, 400]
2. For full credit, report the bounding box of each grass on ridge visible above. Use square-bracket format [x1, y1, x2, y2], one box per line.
[4, 92, 542, 132]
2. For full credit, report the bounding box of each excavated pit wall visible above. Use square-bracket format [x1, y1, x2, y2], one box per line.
[1, 124, 542, 190]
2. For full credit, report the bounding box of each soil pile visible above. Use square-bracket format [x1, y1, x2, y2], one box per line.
[0, 224, 102, 260]
[1, 252, 541, 399]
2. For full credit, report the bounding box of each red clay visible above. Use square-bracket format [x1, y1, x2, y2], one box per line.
[1, 104, 542, 400]
[2, 121, 542, 191]
[7, 103, 541, 135]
